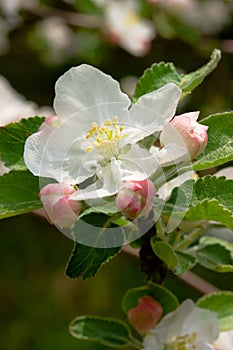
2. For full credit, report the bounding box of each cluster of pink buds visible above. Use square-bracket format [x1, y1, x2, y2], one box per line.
[116, 179, 156, 219]
[160, 111, 208, 159]
[39, 183, 81, 228]
[128, 296, 163, 334]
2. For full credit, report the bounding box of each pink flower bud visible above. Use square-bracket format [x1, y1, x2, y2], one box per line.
[128, 296, 163, 334]
[116, 179, 156, 219]
[39, 183, 81, 228]
[160, 111, 208, 159]
[39, 116, 60, 131]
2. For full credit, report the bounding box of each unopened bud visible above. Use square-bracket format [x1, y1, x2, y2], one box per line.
[160, 111, 208, 159]
[39, 183, 80, 228]
[128, 296, 163, 334]
[39, 116, 60, 131]
[116, 179, 155, 219]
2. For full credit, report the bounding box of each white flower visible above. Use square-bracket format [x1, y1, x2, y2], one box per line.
[143, 299, 219, 350]
[24, 64, 182, 201]
[104, 0, 156, 56]
[213, 330, 233, 350]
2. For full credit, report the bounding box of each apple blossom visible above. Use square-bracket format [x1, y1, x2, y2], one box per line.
[39, 183, 81, 228]
[116, 179, 156, 219]
[24, 64, 183, 201]
[143, 299, 219, 350]
[160, 111, 208, 159]
[128, 296, 163, 334]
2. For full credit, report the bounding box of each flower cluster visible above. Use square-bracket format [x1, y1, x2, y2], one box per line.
[127, 297, 219, 350]
[24, 64, 208, 230]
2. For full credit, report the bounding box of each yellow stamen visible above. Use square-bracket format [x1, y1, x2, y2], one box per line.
[85, 116, 126, 153]
[104, 119, 111, 126]
[86, 146, 92, 152]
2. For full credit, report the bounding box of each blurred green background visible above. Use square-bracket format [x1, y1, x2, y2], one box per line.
[0, 0, 233, 349]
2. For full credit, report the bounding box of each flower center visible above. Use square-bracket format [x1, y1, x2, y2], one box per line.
[85, 116, 126, 155]
[167, 332, 197, 350]
[126, 13, 140, 26]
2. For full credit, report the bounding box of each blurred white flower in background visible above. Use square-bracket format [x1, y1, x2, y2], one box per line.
[94, 0, 156, 56]
[150, 0, 231, 35]
[0, 75, 53, 174]
[35, 17, 76, 65]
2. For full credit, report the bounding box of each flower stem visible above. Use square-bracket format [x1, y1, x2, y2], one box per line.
[139, 213, 168, 283]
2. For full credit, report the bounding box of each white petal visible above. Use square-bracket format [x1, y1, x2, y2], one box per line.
[157, 170, 194, 201]
[156, 143, 190, 166]
[183, 307, 219, 343]
[54, 64, 130, 119]
[196, 341, 214, 350]
[64, 102, 131, 133]
[142, 334, 163, 350]
[119, 144, 160, 180]
[153, 300, 195, 343]
[214, 330, 233, 350]
[24, 125, 95, 183]
[129, 83, 181, 141]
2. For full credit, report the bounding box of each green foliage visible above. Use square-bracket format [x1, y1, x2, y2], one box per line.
[194, 112, 233, 170]
[66, 242, 121, 279]
[151, 239, 178, 269]
[0, 171, 42, 219]
[150, 238, 196, 275]
[133, 62, 181, 102]
[69, 316, 139, 348]
[133, 49, 221, 101]
[197, 292, 233, 331]
[71, 211, 125, 248]
[179, 49, 221, 97]
[173, 251, 196, 275]
[0, 117, 45, 171]
[166, 176, 233, 230]
[122, 282, 179, 316]
[195, 243, 233, 272]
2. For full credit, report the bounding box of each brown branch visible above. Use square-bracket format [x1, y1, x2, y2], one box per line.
[21, 3, 101, 29]
[123, 245, 219, 295]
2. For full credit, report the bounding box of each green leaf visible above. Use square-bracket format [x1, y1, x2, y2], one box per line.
[200, 236, 233, 257]
[133, 62, 181, 102]
[194, 112, 233, 170]
[71, 211, 126, 248]
[69, 316, 139, 348]
[179, 48, 221, 98]
[173, 251, 196, 275]
[0, 116, 45, 171]
[165, 176, 233, 231]
[151, 239, 178, 269]
[150, 238, 196, 275]
[66, 242, 121, 279]
[122, 282, 179, 316]
[0, 171, 42, 219]
[197, 292, 233, 331]
[195, 243, 233, 272]
[133, 49, 221, 102]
